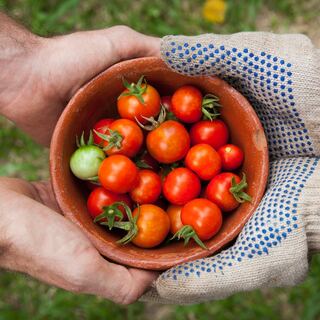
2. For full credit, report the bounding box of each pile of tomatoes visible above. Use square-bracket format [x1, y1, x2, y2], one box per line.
[70, 76, 251, 249]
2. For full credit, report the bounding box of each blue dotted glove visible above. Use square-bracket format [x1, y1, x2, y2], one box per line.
[142, 33, 320, 304]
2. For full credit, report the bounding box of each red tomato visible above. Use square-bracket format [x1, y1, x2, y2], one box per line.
[218, 144, 244, 171]
[206, 172, 242, 212]
[130, 170, 162, 204]
[132, 204, 170, 248]
[92, 118, 114, 145]
[163, 168, 201, 205]
[98, 155, 139, 194]
[185, 144, 222, 180]
[161, 96, 173, 112]
[171, 85, 203, 123]
[146, 120, 190, 164]
[190, 120, 229, 150]
[167, 205, 184, 235]
[117, 78, 161, 124]
[87, 187, 132, 220]
[181, 198, 222, 241]
[100, 119, 143, 158]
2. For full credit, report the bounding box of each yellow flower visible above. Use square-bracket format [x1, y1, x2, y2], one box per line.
[203, 0, 227, 24]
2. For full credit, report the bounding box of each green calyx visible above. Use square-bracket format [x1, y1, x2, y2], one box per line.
[118, 75, 147, 105]
[94, 202, 139, 245]
[202, 93, 222, 121]
[135, 105, 167, 131]
[229, 173, 252, 203]
[171, 225, 208, 250]
[76, 130, 94, 148]
[93, 129, 123, 151]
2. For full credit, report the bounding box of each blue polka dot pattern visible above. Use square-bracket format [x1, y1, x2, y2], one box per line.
[161, 157, 319, 281]
[164, 42, 315, 160]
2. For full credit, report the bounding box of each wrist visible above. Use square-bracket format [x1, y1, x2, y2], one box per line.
[0, 13, 43, 115]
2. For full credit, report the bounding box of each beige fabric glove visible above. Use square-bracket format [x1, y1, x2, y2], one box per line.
[142, 33, 320, 304]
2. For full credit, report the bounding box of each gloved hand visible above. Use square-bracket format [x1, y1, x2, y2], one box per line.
[142, 32, 320, 304]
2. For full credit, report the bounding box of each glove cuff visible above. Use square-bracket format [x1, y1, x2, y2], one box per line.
[300, 162, 320, 254]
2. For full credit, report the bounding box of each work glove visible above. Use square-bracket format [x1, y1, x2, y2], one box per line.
[143, 32, 320, 304]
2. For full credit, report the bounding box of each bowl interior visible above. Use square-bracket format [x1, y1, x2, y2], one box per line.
[50, 57, 268, 270]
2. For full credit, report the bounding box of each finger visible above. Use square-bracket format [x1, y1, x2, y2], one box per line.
[0, 179, 158, 304]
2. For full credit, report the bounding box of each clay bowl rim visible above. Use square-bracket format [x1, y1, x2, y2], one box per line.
[50, 57, 269, 270]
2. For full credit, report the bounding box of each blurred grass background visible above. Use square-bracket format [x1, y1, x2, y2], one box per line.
[0, 0, 319, 319]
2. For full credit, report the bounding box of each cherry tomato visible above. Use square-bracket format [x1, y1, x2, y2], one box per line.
[171, 85, 203, 123]
[161, 96, 173, 112]
[100, 119, 143, 158]
[70, 145, 105, 180]
[146, 120, 190, 164]
[185, 143, 222, 180]
[163, 167, 201, 205]
[218, 144, 244, 171]
[181, 198, 222, 241]
[206, 172, 241, 212]
[92, 118, 114, 145]
[117, 77, 161, 124]
[167, 205, 183, 235]
[132, 204, 170, 248]
[130, 170, 162, 204]
[98, 155, 139, 194]
[87, 187, 132, 220]
[190, 120, 229, 150]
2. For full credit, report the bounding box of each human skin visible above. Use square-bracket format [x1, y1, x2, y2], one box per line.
[0, 12, 160, 304]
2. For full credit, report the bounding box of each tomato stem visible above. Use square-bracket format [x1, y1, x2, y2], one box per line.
[171, 225, 208, 250]
[94, 201, 126, 230]
[229, 173, 252, 203]
[135, 105, 166, 131]
[118, 75, 147, 105]
[93, 129, 123, 151]
[94, 202, 139, 245]
[202, 93, 221, 121]
[76, 130, 95, 148]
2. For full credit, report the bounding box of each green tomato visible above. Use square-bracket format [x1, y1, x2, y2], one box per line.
[70, 145, 105, 180]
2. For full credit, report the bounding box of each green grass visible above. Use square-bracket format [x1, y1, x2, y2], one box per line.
[0, 0, 320, 319]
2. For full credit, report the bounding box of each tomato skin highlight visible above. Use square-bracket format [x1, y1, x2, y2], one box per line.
[218, 144, 244, 171]
[117, 84, 161, 124]
[102, 119, 143, 158]
[163, 167, 201, 205]
[190, 120, 229, 150]
[130, 170, 162, 204]
[167, 205, 184, 235]
[185, 143, 222, 180]
[87, 187, 132, 220]
[171, 85, 203, 123]
[181, 198, 222, 241]
[132, 204, 170, 248]
[206, 172, 241, 212]
[146, 120, 190, 164]
[98, 155, 139, 194]
[93, 118, 114, 145]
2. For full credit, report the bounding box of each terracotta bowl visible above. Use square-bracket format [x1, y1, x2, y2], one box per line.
[50, 57, 268, 270]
